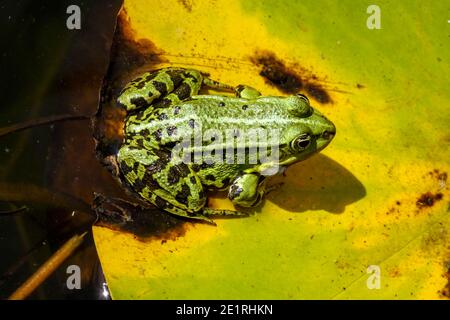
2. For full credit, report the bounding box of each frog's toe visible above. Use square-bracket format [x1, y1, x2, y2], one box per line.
[202, 207, 249, 217]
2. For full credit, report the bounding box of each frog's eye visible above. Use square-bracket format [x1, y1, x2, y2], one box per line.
[296, 93, 310, 105]
[291, 133, 311, 151]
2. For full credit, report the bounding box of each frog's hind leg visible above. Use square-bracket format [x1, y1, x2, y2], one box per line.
[117, 143, 214, 222]
[117, 68, 204, 112]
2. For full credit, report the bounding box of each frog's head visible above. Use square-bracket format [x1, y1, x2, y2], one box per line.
[277, 94, 336, 167]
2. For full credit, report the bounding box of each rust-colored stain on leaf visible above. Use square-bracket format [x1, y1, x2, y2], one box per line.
[250, 50, 332, 104]
[438, 263, 450, 299]
[178, 0, 193, 12]
[109, 9, 165, 75]
[416, 192, 443, 209]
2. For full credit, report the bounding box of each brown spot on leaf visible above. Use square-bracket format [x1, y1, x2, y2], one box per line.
[109, 10, 165, 76]
[250, 50, 332, 104]
[439, 262, 450, 299]
[178, 0, 193, 12]
[416, 192, 443, 209]
[304, 83, 332, 104]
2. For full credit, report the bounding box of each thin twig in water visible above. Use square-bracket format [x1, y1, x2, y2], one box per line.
[8, 232, 87, 300]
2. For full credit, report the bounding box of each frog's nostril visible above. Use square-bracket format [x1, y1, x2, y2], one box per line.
[322, 131, 335, 140]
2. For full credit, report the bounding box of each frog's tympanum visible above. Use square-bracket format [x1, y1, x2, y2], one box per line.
[116, 68, 335, 223]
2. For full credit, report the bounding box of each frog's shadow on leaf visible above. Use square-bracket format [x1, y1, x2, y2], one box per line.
[266, 154, 366, 214]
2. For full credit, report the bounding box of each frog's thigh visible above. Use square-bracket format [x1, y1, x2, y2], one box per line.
[228, 173, 265, 207]
[117, 144, 207, 217]
[118, 68, 203, 112]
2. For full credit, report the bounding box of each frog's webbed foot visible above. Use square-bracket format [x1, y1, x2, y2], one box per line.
[202, 77, 235, 92]
[200, 207, 249, 224]
[202, 207, 249, 216]
[228, 173, 266, 208]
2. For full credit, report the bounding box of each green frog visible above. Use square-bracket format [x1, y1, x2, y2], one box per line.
[116, 67, 335, 223]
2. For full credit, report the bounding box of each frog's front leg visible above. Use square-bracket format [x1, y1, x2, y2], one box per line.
[228, 173, 266, 208]
[201, 75, 261, 99]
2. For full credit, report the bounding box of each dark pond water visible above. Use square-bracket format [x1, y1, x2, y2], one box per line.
[0, 0, 122, 299]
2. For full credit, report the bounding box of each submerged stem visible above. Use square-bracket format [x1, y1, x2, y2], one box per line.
[0, 114, 91, 137]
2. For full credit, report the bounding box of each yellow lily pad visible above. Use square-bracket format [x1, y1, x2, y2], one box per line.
[93, 0, 450, 299]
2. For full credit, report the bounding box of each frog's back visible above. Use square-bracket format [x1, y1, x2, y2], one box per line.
[172, 95, 296, 132]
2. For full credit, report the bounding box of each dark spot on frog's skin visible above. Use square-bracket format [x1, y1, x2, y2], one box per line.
[184, 72, 199, 83]
[205, 174, 215, 181]
[168, 166, 180, 184]
[134, 111, 145, 121]
[132, 178, 147, 193]
[134, 81, 147, 89]
[147, 156, 169, 175]
[242, 105, 248, 110]
[229, 185, 243, 199]
[130, 97, 148, 108]
[222, 177, 231, 186]
[153, 129, 163, 141]
[175, 83, 192, 100]
[188, 119, 195, 128]
[250, 50, 332, 103]
[140, 128, 151, 137]
[190, 176, 197, 184]
[155, 98, 172, 109]
[167, 72, 184, 88]
[174, 106, 181, 115]
[201, 163, 214, 169]
[178, 163, 191, 177]
[165, 141, 177, 149]
[154, 196, 167, 209]
[416, 192, 443, 209]
[144, 72, 158, 82]
[135, 138, 145, 148]
[152, 81, 168, 96]
[146, 175, 161, 189]
[198, 190, 205, 199]
[191, 164, 201, 172]
[175, 184, 191, 205]
[120, 163, 133, 176]
[158, 113, 168, 120]
[166, 126, 177, 136]
[218, 101, 225, 107]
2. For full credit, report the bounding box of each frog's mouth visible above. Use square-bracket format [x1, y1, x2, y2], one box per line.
[276, 127, 336, 167]
[316, 129, 335, 152]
